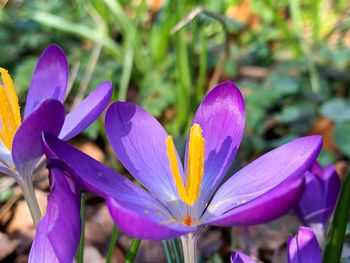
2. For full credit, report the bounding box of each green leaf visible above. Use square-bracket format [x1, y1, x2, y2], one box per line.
[323, 171, 350, 263]
[333, 123, 350, 158]
[276, 106, 302, 123]
[321, 98, 350, 123]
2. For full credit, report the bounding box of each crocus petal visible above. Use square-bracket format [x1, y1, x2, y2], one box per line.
[231, 251, 257, 263]
[12, 100, 65, 178]
[187, 81, 245, 217]
[42, 133, 193, 240]
[105, 102, 184, 206]
[29, 168, 81, 263]
[24, 44, 68, 119]
[107, 197, 195, 240]
[296, 165, 340, 225]
[0, 141, 13, 167]
[59, 81, 113, 141]
[287, 227, 322, 263]
[203, 135, 322, 225]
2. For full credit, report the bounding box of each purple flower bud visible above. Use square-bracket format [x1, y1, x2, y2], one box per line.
[296, 161, 340, 226]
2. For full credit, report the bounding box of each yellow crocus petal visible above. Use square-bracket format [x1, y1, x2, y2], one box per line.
[0, 68, 21, 150]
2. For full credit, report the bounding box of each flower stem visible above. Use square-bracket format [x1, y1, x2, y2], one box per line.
[125, 239, 141, 263]
[20, 180, 41, 227]
[180, 233, 198, 263]
[170, 239, 182, 263]
[76, 192, 86, 263]
[106, 224, 119, 263]
[162, 241, 173, 263]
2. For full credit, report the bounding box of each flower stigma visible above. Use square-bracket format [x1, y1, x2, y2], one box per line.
[0, 68, 21, 150]
[166, 123, 205, 226]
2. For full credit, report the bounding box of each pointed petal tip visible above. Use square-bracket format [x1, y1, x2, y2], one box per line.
[24, 44, 69, 118]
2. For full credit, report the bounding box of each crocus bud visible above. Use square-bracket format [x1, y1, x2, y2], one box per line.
[296, 162, 340, 245]
[287, 227, 322, 263]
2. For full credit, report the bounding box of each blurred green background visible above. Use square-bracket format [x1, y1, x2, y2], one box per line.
[1, 0, 350, 165]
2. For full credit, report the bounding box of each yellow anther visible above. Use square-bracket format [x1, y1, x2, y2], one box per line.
[185, 124, 205, 205]
[166, 136, 188, 200]
[165, 123, 205, 207]
[0, 68, 21, 150]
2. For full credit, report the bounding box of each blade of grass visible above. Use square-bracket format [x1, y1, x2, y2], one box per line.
[106, 225, 119, 263]
[32, 12, 122, 59]
[125, 239, 141, 263]
[117, 44, 134, 101]
[323, 171, 350, 263]
[76, 192, 86, 263]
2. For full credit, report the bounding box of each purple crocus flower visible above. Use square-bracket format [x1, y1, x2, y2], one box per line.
[40, 81, 322, 242]
[296, 161, 340, 225]
[230, 251, 257, 263]
[287, 227, 322, 263]
[231, 227, 322, 263]
[0, 44, 112, 225]
[295, 162, 340, 245]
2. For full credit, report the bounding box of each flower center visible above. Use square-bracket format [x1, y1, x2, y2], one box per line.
[0, 68, 21, 150]
[166, 123, 205, 209]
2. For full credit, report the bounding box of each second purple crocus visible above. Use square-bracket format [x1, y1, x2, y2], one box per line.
[0, 44, 112, 225]
[296, 161, 340, 245]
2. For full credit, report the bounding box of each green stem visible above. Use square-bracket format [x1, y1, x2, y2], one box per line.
[106, 225, 119, 263]
[323, 171, 350, 262]
[76, 193, 86, 263]
[162, 241, 173, 263]
[20, 179, 41, 227]
[171, 239, 182, 263]
[125, 239, 141, 263]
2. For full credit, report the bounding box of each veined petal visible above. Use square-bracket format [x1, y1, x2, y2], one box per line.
[42, 133, 193, 240]
[0, 140, 13, 167]
[187, 81, 245, 218]
[12, 100, 65, 179]
[107, 197, 195, 240]
[231, 251, 257, 263]
[287, 227, 322, 263]
[105, 102, 184, 207]
[59, 81, 112, 141]
[203, 136, 322, 225]
[205, 175, 304, 226]
[29, 168, 81, 263]
[24, 44, 68, 119]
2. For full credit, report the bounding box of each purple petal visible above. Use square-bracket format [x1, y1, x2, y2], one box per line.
[107, 197, 195, 240]
[296, 164, 340, 225]
[188, 81, 245, 217]
[42, 133, 193, 240]
[59, 81, 113, 140]
[29, 168, 81, 263]
[231, 251, 257, 263]
[203, 135, 322, 226]
[105, 102, 184, 206]
[12, 100, 65, 178]
[287, 227, 322, 263]
[24, 44, 68, 119]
